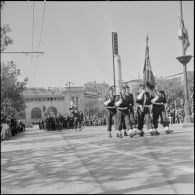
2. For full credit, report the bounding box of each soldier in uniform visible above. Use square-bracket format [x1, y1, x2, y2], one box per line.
[104, 87, 117, 138]
[151, 84, 173, 134]
[73, 107, 81, 132]
[125, 85, 138, 138]
[136, 83, 153, 136]
[79, 111, 84, 130]
[115, 86, 133, 139]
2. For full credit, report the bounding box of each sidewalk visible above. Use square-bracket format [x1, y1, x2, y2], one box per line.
[1, 124, 194, 194]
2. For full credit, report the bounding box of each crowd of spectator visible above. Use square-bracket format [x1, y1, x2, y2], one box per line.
[166, 106, 185, 124]
[84, 116, 106, 126]
[1, 112, 25, 141]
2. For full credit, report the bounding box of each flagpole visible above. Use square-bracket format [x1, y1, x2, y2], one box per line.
[112, 33, 116, 95]
[178, 0, 192, 123]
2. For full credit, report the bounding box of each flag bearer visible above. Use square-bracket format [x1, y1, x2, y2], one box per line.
[151, 84, 173, 134]
[136, 83, 154, 136]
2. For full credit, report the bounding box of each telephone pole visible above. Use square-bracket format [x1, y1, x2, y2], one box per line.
[66, 82, 73, 101]
[176, 1, 192, 123]
[1, 51, 44, 54]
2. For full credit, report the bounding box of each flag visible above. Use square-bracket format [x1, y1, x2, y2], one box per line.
[143, 37, 155, 90]
[178, 16, 190, 53]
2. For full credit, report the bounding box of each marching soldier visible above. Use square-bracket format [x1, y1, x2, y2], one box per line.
[73, 107, 81, 132]
[79, 111, 84, 130]
[115, 86, 133, 139]
[125, 85, 138, 138]
[151, 84, 173, 134]
[104, 87, 117, 138]
[136, 83, 153, 136]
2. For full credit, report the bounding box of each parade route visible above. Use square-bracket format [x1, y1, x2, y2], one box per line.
[1, 124, 194, 194]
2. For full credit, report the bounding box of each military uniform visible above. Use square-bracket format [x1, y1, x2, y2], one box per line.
[115, 87, 132, 139]
[73, 109, 81, 132]
[104, 88, 117, 138]
[136, 89, 153, 136]
[79, 111, 84, 130]
[125, 87, 138, 137]
[151, 89, 173, 134]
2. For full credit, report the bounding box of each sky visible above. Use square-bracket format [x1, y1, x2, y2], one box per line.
[1, 1, 194, 88]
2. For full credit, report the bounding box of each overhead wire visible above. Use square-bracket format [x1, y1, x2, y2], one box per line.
[29, 1, 35, 87]
[34, 1, 46, 86]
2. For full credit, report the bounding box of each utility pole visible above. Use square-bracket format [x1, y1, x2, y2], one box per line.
[1, 51, 44, 55]
[66, 81, 73, 102]
[176, 1, 192, 123]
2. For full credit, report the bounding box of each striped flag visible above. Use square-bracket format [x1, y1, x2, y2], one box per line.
[143, 35, 155, 90]
[178, 1, 190, 53]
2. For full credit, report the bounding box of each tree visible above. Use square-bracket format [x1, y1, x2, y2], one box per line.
[1, 1, 13, 52]
[1, 61, 28, 113]
[1, 1, 28, 115]
[1, 24, 13, 52]
[155, 73, 194, 107]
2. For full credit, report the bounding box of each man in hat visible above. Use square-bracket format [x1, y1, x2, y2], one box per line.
[115, 86, 133, 139]
[151, 84, 173, 134]
[136, 83, 153, 136]
[104, 87, 117, 138]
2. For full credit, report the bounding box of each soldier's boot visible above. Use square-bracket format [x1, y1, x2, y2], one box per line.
[116, 130, 120, 138]
[124, 131, 128, 136]
[152, 129, 160, 136]
[137, 129, 144, 137]
[119, 131, 122, 139]
[149, 129, 154, 136]
[129, 129, 136, 138]
[165, 126, 173, 134]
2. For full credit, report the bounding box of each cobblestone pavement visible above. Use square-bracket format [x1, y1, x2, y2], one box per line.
[1, 124, 194, 194]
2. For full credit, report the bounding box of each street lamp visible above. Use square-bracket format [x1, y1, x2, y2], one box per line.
[176, 55, 192, 123]
[176, 1, 192, 123]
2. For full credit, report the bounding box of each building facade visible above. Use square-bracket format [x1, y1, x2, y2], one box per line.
[23, 86, 98, 121]
[84, 81, 109, 97]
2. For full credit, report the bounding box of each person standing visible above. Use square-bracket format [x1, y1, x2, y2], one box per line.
[136, 83, 153, 136]
[115, 86, 133, 139]
[104, 87, 117, 138]
[79, 111, 84, 130]
[151, 84, 173, 134]
[125, 85, 138, 138]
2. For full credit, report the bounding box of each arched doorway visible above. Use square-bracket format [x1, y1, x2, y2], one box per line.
[47, 107, 57, 115]
[31, 107, 42, 119]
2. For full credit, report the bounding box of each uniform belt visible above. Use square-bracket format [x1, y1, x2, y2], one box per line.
[141, 105, 150, 107]
[153, 103, 164, 106]
[106, 106, 116, 109]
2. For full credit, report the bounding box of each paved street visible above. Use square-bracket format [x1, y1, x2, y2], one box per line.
[1, 124, 194, 194]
